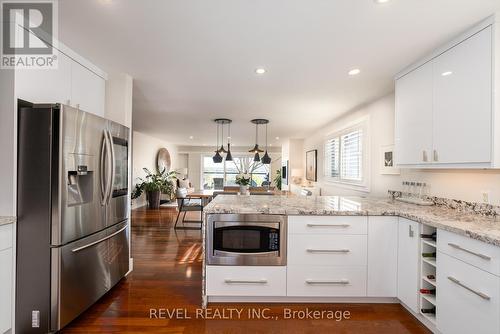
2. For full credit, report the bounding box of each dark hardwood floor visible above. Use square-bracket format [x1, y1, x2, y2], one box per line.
[61, 207, 431, 334]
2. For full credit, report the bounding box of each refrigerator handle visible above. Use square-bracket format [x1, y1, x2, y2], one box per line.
[100, 130, 109, 206]
[106, 130, 116, 205]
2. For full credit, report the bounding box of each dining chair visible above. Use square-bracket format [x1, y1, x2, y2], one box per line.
[174, 188, 203, 229]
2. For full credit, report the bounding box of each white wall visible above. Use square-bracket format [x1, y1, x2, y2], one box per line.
[303, 93, 500, 205]
[132, 131, 179, 208]
[105, 72, 133, 128]
[0, 70, 15, 216]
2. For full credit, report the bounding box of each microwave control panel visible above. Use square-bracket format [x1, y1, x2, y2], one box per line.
[269, 229, 279, 250]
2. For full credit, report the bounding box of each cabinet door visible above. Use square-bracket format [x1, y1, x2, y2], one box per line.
[368, 217, 398, 297]
[432, 26, 492, 164]
[397, 218, 420, 313]
[15, 52, 72, 104]
[71, 62, 105, 117]
[0, 248, 12, 334]
[395, 62, 433, 165]
[437, 252, 500, 334]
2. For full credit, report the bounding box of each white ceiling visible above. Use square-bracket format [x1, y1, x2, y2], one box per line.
[58, 0, 500, 146]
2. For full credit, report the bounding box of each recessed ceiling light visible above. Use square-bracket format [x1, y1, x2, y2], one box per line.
[374, 0, 390, 4]
[275, 136, 280, 140]
[189, 135, 194, 139]
[269, 144, 273, 147]
[441, 71, 453, 76]
[255, 68, 266, 75]
[348, 68, 361, 76]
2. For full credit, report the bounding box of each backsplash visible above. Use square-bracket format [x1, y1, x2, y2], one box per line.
[388, 190, 500, 217]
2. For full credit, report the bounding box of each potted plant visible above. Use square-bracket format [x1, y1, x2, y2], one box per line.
[274, 168, 282, 190]
[235, 174, 251, 195]
[131, 168, 177, 209]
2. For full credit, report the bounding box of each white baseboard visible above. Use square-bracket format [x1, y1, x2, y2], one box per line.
[126, 257, 134, 276]
[207, 296, 398, 303]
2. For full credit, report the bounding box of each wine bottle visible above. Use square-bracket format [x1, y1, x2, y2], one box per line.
[426, 274, 435, 280]
[422, 252, 436, 258]
[421, 307, 436, 314]
[420, 288, 436, 295]
[420, 232, 437, 241]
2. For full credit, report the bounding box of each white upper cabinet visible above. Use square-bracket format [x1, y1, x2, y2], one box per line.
[395, 62, 433, 165]
[395, 18, 497, 168]
[15, 52, 72, 104]
[71, 62, 105, 117]
[432, 26, 492, 164]
[15, 44, 106, 117]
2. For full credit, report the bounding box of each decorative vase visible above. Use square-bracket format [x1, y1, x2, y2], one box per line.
[147, 190, 161, 209]
[239, 185, 249, 195]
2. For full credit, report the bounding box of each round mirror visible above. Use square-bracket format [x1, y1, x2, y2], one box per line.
[156, 148, 171, 172]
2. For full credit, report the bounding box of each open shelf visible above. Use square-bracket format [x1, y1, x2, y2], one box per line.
[422, 257, 436, 267]
[422, 239, 436, 247]
[420, 224, 437, 328]
[422, 275, 436, 286]
[421, 293, 436, 305]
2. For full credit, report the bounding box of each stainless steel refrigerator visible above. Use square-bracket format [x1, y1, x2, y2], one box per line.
[16, 101, 131, 333]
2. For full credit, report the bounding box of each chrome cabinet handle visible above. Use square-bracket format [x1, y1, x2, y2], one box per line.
[433, 150, 438, 162]
[422, 150, 428, 162]
[306, 249, 350, 253]
[448, 276, 490, 300]
[305, 279, 349, 285]
[72, 225, 127, 253]
[447, 243, 491, 260]
[306, 224, 350, 228]
[408, 225, 414, 238]
[224, 279, 268, 284]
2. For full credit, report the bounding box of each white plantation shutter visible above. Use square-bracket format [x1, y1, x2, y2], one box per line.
[340, 129, 362, 181]
[324, 137, 340, 178]
[324, 124, 365, 185]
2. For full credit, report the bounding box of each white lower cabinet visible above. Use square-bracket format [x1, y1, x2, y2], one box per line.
[397, 218, 420, 313]
[287, 265, 367, 297]
[0, 224, 13, 334]
[367, 217, 398, 297]
[437, 251, 500, 334]
[206, 266, 286, 296]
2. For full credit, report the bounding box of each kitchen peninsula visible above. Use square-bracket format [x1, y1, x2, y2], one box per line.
[203, 194, 500, 334]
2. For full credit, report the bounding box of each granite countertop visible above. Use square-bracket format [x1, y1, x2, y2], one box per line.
[0, 216, 16, 226]
[204, 195, 500, 247]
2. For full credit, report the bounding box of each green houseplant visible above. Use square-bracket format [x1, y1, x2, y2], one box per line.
[274, 168, 282, 190]
[132, 168, 177, 209]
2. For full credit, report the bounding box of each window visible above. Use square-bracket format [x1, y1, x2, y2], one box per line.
[202, 156, 270, 190]
[324, 123, 366, 188]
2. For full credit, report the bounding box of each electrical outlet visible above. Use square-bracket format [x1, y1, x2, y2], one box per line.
[482, 191, 490, 204]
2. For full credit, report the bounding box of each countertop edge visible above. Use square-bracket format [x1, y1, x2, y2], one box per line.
[0, 216, 17, 226]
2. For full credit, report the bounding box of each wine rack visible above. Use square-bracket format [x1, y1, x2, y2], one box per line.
[419, 224, 437, 324]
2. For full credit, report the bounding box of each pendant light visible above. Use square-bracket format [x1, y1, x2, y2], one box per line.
[217, 121, 227, 154]
[249, 119, 266, 162]
[261, 122, 271, 164]
[226, 121, 233, 161]
[212, 121, 223, 163]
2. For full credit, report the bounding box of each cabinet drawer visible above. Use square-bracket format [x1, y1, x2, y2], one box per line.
[0, 224, 13, 251]
[437, 229, 500, 276]
[206, 266, 286, 296]
[437, 252, 500, 334]
[287, 265, 367, 297]
[288, 234, 367, 266]
[288, 216, 367, 235]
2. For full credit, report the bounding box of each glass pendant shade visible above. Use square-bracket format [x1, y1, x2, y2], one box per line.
[254, 152, 261, 162]
[249, 144, 264, 153]
[261, 150, 271, 164]
[226, 143, 233, 161]
[213, 150, 223, 163]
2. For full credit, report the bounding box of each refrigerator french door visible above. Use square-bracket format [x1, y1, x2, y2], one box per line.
[16, 102, 130, 333]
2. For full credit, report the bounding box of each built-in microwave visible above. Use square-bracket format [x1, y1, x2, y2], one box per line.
[207, 214, 287, 266]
